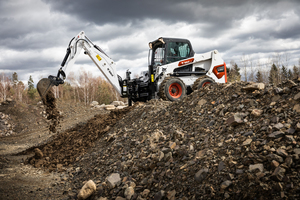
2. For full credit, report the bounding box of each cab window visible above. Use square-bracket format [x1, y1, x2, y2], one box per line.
[153, 47, 165, 66]
[166, 42, 191, 64]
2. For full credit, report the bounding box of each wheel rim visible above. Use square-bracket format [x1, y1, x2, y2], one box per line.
[168, 83, 182, 98]
[202, 81, 211, 87]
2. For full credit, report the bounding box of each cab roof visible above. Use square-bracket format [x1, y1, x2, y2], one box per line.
[149, 37, 192, 49]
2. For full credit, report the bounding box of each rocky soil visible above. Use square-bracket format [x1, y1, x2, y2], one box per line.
[0, 97, 109, 199]
[2, 79, 300, 199]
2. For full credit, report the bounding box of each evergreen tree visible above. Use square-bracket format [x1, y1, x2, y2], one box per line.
[227, 63, 241, 82]
[288, 69, 293, 80]
[255, 71, 263, 83]
[27, 75, 36, 99]
[293, 65, 300, 79]
[281, 65, 288, 82]
[269, 64, 279, 85]
[12, 72, 18, 84]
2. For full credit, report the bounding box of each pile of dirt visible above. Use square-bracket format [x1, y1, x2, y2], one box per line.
[0, 99, 47, 136]
[26, 106, 133, 171]
[27, 79, 300, 199]
[0, 90, 63, 136]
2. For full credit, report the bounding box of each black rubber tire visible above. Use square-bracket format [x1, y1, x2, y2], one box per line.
[192, 76, 215, 91]
[159, 77, 186, 101]
[128, 98, 132, 106]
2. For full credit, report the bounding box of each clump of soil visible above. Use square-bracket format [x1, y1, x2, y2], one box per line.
[43, 90, 61, 133]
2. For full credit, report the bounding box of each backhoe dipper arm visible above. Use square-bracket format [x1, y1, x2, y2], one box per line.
[60, 31, 122, 95]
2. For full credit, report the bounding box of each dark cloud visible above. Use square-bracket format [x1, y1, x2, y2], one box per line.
[42, 0, 249, 27]
[271, 24, 300, 39]
[42, 0, 300, 41]
[1, 0, 300, 84]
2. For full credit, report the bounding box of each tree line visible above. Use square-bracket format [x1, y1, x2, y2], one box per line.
[1, 54, 299, 104]
[0, 70, 121, 105]
[227, 54, 300, 85]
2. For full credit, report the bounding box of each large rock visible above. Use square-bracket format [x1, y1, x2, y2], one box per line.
[243, 83, 265, 91]
[116, 106, 127, 110]
[94, 105, 105, 109]
[242, 138, 252, 146]
[141, 189, 150, 198]
[77, 180, 96, 200]
[227, 113, 246, 126]
[107, 173, 121, 188]
[124, 187, 135, 200]
[105, 105, 116, 110]
[293, 104, 300, 113]
[268, 131, 285, 139]
[197, 99, 207, 107]
[34, 148, 43, 159]
[271, 167, 286, 181]
[166, 190, 176, 200]
[294, 148, 300, 155]
[251, 109, 263, 117]
[195, 168, 209, 183]
[90, 101, 99, 107]
[6, 97, 13, 102]
[249, 163, 264, 172]
[276, 148, 288, 157]
[153, 190, 165, 200]
[294, 92, 300, 100]
[220, 180, 232, 190]
[111, 101, 125, 106]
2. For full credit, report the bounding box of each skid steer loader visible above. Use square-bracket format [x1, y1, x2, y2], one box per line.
[37, 31, 227, 105]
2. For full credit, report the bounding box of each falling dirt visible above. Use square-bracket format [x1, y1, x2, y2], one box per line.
[43, 90, 61, 133]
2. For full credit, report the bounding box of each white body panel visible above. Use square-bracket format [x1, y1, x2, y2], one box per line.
[155, 50, 226, 92]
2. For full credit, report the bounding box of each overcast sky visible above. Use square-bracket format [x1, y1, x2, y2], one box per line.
[0, 0, 300, 85]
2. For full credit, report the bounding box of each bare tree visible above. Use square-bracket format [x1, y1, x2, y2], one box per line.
[0, 73, 10, 101]
[283, 52, 290, 69]
[79, 69, 93, 105]
[272, 52, 282, 68]
[67, 72, 78, 102]
[17, 81, 25, 102]
[240, 54, 249, 82]
[272, 53, 283, 83]
[248, 56, 255, 82]
[257, 59, 272, 83]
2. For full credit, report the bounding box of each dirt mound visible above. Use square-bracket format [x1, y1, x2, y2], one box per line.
[65, 80, 300, 200]
[26, 106, 133, 171]
[0, 99, 46, 136]
[24, 79, 300, 199]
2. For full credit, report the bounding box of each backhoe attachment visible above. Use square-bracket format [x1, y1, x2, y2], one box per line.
[37, 68, 65, 104]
